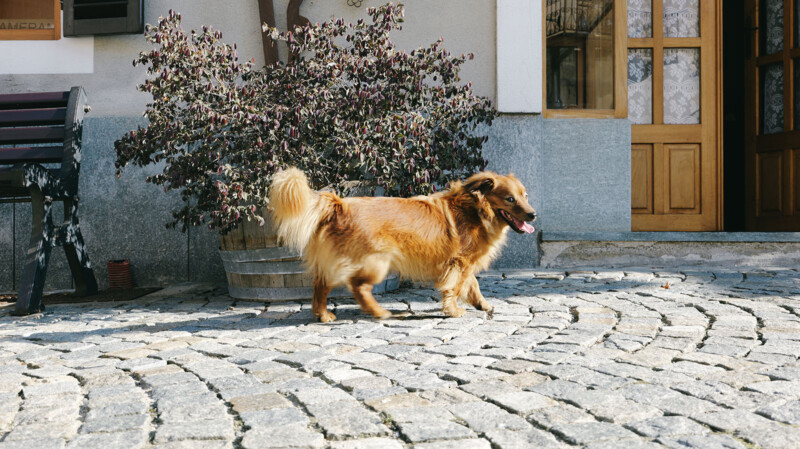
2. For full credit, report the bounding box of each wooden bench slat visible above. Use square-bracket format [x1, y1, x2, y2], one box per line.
[0, 92, 70, 110]
[0, 146, 64, 164]
[0, 108, 67, 126]
[0, 126, 65, 145]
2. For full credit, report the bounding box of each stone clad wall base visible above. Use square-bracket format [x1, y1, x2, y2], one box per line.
[1, 116, 634, 292]
[485, 116, 632, 269]
[541, 240, 800, 268]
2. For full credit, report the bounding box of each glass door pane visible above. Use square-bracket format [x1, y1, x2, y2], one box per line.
[761, 0, 784, 55]
[761, 63, 784, 134]
[628, 49, 653, 124]
[663, 48, 700, 124]
[663, 0, 700, 37]
[628, 0, 653, 37]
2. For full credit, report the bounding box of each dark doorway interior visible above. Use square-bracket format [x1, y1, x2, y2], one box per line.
[723, 0, 746, 231]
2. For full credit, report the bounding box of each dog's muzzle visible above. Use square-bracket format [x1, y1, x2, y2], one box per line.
[499, 210, 535, 234]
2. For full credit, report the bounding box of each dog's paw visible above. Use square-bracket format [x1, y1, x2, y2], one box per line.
[373, 309, 392, 320]
[484, 305, 494, 319]
[443, 306, 466, 318]
[317, 311, 337, 323]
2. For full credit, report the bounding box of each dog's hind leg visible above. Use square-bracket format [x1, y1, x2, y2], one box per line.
[464, 274, 494, 317]
[350, 281, 392, 320]
[348, 258, 392, 320]
[312, 276, 336, 322]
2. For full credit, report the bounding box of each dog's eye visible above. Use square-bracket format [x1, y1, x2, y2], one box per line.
[506, 196, 515, 203]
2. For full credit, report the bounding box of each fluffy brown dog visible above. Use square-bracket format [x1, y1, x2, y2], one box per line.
[269, 168, 536, 322]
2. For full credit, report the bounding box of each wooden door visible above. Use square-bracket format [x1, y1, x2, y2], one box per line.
[745, 0, 800, 231]
[629, 0, 722, 231]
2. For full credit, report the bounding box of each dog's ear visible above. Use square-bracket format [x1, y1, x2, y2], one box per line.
[464, 174, 495, 195]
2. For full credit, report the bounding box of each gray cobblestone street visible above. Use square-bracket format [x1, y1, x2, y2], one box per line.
[2, 268, 800, 449]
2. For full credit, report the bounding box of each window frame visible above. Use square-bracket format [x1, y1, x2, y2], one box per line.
[0, 0, 61, 41]
[542, 0, 628, 119]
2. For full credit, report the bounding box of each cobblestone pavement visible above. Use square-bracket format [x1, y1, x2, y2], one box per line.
[2, 269, 800, 449]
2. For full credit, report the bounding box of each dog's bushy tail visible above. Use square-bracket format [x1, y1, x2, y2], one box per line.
[269, 168, 322, 253]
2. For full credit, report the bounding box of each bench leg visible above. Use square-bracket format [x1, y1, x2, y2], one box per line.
[63, 198, 97, 296]
[14, 190, 53, 316]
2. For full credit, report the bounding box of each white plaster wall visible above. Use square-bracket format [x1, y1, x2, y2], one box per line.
[277, 0, 497, 103]
[0, 13, 94, 75]
[0, 0, 499, 116]
[496, 0, 542, 112]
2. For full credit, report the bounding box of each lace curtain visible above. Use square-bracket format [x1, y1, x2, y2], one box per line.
[663, 0, 699, 37]
[664, 49, 700, 124]
[628, 0, 652, 38]
[762, 64, 784, 134]
[761, 0, 784, 134]
[628, 49, 653, 124]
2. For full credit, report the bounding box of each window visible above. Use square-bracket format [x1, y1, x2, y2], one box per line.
[64, 0, 143, 36]
[543, 0, 627, 117]
[0, 0, 61, 41]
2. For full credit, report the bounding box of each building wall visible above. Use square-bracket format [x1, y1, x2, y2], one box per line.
[0, 0, 631, 291]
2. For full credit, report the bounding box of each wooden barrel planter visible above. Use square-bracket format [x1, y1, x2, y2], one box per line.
[218, 208, 397, 301]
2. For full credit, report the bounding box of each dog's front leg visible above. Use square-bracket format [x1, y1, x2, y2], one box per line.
[464, 275, 493, 318]
[438, 259, 467, 318]
[312, 276, 336, 322]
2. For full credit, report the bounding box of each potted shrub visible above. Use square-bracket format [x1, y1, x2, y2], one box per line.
[114, 3, 496, 299]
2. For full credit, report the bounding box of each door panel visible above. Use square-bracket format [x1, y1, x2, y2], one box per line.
[757, 151, 783, 215]
[745, 0, 800, 230]
[629, 0, 720, 230]
[632, 144, 654, 213]
[667, 144, 700, 212]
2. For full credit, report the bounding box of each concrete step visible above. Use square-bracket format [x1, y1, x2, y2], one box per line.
[540, 232, 800, 268]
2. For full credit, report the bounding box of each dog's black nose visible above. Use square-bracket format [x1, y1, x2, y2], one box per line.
[527, 212, 537, 221]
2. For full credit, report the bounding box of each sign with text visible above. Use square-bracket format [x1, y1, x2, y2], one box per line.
[0, 0, 60, 40]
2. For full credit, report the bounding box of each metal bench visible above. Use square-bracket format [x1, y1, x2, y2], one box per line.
[0, 87, 98, 315]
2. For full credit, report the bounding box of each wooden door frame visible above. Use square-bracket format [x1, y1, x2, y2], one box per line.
[631, 0, 724, 231]
[715, 0, 725, 231]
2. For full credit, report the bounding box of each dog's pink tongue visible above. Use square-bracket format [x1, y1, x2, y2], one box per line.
[521, 222, 535, 234]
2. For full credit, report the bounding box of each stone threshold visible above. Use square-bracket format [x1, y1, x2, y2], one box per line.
[543, 231, 800, 243]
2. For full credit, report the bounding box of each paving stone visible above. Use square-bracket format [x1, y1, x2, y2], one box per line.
[85, 401, 150, 419]
[330, 438, 405, 449]
[484, 428, 564, 449]
[292, 387, 358, 406]
[447, 401, 530, 432]
[626, 416, 710, 437]
[486, 391, 555, 414]
[410, 440, 491, 449]
[756, 399, 800, 424]
[0, 439, 66, 449]
[80, 413, 149, 433]
[657, 434, 748, 449]
[735, 423, 800, 449]
[153, 419, 235, 443]
[64, 430, 149, 449]
[3, 421, 80, 441]
[551, 422, 641, 445]
[239, 407, 310, 428]
[527, 404, 596, 429]
[241, 426, 324, 449]
[316, 412, 390, 439]
[229, 392, 291, 412]
[582, 441, 667, 449]
[397, 420, 475, 443]
[150, 441, 233, 449]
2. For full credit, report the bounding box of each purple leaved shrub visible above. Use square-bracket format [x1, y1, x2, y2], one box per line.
[114, 2, 496, 232]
